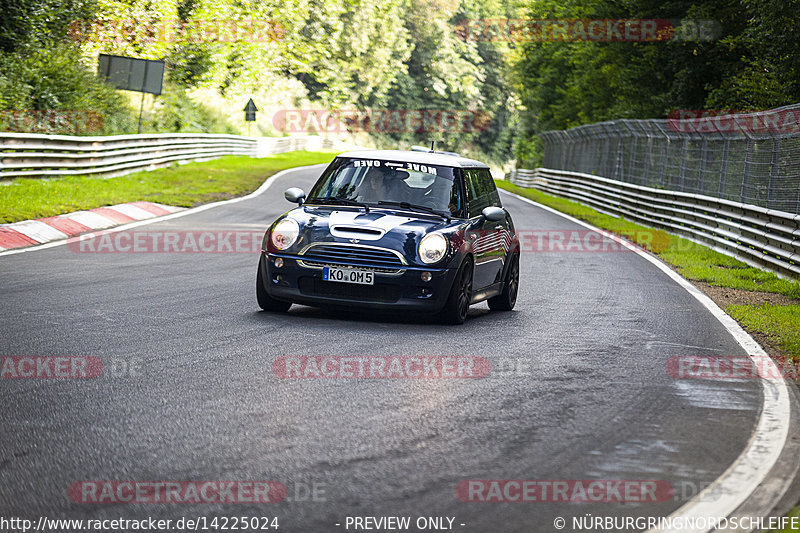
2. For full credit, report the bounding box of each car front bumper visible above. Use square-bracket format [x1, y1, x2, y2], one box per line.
[259, 253, 457, 313]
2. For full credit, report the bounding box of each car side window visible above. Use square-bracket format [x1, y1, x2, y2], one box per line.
[480, 169, 502, 208]
[466, 168, 500, 217]
[449, 178, 465, 218]
[465, 169, 483, 217]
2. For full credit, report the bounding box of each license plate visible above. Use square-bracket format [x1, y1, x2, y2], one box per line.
[323, 267, 374, 285]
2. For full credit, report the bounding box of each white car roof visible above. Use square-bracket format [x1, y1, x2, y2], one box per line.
[337, 149, 489, 169]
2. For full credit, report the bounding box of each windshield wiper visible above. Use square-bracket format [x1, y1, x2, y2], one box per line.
[376, 201, 451, 222]
[308, 197, 370, 213]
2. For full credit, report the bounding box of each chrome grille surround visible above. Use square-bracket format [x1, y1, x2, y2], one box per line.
[297, 242, 408, 275]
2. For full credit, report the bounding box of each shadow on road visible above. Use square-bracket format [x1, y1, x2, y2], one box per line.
[250, 304, 493, 326]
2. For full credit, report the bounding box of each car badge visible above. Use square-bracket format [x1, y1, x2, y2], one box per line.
[349, 238, 360, 244]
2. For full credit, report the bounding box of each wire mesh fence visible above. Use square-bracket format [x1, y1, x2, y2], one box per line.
[539, 104, 800, 215]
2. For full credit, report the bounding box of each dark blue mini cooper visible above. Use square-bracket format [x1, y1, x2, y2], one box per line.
[256, 149, 520, 324]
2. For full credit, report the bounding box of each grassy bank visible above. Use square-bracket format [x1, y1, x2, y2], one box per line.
[496, 180, 800, 361]
[0, 152, 335, 223]
[728, 305, 800, 357]
[773, 506, 800, 533]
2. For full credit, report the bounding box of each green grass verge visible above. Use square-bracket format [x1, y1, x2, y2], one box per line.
[770, 506, 799, 532]
[0, 151, 335, 223]
[496, 180, 800, 360]
[727, 304, 800, 358]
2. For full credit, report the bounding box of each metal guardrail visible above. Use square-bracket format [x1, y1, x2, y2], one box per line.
[507, 168, 800, 279]
[539, 104, 800, 215]
[0, 133, 337, 180]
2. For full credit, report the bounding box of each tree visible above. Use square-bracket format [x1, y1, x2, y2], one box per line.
[509, 0, 794, 166]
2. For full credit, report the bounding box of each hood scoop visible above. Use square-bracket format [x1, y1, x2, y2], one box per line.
[330, 225, 385, 240]
[328, 210, 415, 241]
[332, 226, 383, 235]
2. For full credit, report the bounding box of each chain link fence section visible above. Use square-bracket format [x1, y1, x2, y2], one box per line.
[539, 104, 800, 215]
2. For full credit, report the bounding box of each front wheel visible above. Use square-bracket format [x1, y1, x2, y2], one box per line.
[488, 253, 519, 311]
[439, 260, 473, 325]
[256, 259, 292, 312]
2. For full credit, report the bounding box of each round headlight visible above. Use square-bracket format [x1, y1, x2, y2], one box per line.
[271, 218, 300, 250]
[419, 233, 448, 264]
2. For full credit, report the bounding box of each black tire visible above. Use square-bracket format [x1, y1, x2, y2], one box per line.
[488, 253, 519, 311]
[256, 259, 292, 312]
[439, 259, 473, 325]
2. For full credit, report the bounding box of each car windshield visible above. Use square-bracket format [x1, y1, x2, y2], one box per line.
[307, 157, 464, 217]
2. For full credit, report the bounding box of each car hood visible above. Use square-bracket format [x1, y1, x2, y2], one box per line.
[281, 205, 461, 264]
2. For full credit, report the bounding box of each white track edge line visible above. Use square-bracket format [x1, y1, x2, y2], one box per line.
[0, 163, 328, 258]
[500, 188, 791, 533]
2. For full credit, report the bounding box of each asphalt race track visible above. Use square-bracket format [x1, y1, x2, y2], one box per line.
[0, 164, 788, 532]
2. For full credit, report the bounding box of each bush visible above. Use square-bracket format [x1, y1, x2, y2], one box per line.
[514, 135, 543, 169]
[0, 44, 136, 135]
[147, 83, 238, 134]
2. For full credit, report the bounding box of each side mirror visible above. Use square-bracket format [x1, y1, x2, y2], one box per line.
[481, 206, 506, 222]
[285, 187, 306, 205]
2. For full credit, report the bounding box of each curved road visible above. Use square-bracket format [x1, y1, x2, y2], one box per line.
[0, 164, 785, 531]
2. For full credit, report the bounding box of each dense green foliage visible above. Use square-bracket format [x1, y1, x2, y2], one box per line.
[0, 43, 137, 134]
[513, 0, 800, 166]
[0, 0, 135, 133]
[0, 0, 520, 162]
[1, 0, 797, 164]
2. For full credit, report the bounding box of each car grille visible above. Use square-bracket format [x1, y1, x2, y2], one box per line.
[297, 260, 402, 274]
[300, 244, 405, 269]
[298, 277, 401, 303]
